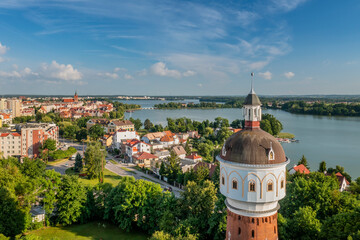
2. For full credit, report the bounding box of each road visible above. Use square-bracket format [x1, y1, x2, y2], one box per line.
[48, 138, 183, 197]
[105, 160, 182, 197]
[46, 138, 86, 174]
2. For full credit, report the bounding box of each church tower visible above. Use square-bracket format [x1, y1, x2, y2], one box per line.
[217, 73, 289, 240]
[74, 91, 78, 103]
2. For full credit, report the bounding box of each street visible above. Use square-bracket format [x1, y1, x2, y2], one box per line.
[49, 138, 183, 197]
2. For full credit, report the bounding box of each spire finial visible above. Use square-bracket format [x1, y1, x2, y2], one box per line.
[250, 72, 255, 94]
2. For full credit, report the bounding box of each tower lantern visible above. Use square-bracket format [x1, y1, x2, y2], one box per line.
[218, 74, 289, 240]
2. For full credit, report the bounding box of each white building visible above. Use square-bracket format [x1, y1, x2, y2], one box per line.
[124, 139, 151, 162]
[112, 130, 139, 149]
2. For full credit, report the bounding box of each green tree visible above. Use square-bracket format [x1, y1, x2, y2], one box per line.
[319, 161, 327, 173]
[180, 180, 218, 238]
[104, 177, 163, 233]
[230, 119, 242, 129]
[76, 128, 88, 142]
[184, 140, 191, 155]
[144, 119, 154, 130]
[88, 124, 105, 140]
[288, 206, 321, 240]
[0, 187, 30, 237]
[298, 155, 309, 170]
[84, 142, 106, 182]
[74, 153, 83, 173]
[260, 119, 273, 135]
[56, 175, 86, 225]
[321, 207, 360, 240]
[129, 118, 143, 131]
[42, 139, 57, 151]
[261, 113, 283, 136]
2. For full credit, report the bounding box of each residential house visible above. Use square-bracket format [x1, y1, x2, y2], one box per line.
[30, 206, 45, 223]
[180, 159, 197, 173]
[289, 164, 310, 174]
[112, 130, 139, 149]
[108, 120, 134, 132]
[133, 152, 158, 168]
[124, 139, 151, 162]
[187, 130, 200, 139]
[184, 153, 203, 163]
[154, 149, 170, 160]
[101, 134, 113, 147]
[142, 132, 165, 144]
[86, 118, 110, 132]
[172, 145, 187, 159]
[326, 172, 350, 192]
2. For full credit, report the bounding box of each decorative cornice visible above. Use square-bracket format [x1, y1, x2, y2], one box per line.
[225, 198, 280, 215]
[217, 155, 290, 169]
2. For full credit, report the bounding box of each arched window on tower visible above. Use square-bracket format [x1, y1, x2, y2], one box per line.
[248, 109, 251, 118]
[267, 180, 273, 192]
[249, 180, 256, 192]
[232, 179, 238, 190]
[252, 230, 255, 238]
[281, 178, 285, 189]
[221, 175, 225, 185]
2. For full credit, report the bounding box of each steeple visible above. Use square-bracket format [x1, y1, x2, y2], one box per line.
[243, 73, 262, 129]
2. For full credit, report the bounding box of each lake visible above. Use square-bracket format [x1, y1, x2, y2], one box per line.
[120, 100, 360, 178]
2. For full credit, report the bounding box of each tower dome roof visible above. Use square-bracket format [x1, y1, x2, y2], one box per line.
[220, 128, 286, 165]
[243, 92, 261, 106]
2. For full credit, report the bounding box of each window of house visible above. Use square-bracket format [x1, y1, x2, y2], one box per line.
[281, 180, 284, 189]
[221, 176, 225, 185]
[252, 230, 255, 238]
[267, 180, 273, 192]
[232, 179, 238, 190]
[249, 181, 256, 192]
[238, 227, 241, 235]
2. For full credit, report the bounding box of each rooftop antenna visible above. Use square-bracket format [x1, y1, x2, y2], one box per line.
[250, 72, 255, 94]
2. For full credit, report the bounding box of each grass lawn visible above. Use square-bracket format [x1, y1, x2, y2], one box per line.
[65, 168, 122, 187]
[47, 158, 69, 166]
[109, 159, 118, 165]
[120, 167, 136, 174]
[26, 221, 148, 240]
[276, 132, 295, 139]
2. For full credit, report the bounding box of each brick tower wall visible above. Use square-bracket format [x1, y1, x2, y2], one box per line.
[226, 209, 278, 240]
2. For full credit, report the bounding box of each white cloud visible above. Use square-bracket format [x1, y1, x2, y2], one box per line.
[98, 72, 118, 79]
[0, 57, 4, 63]
[0, 70, 21, 78]
[23, 67, 39, 76]
[258, 71, 272, 80]
[150, 62, 181, 78]
[0, 43, 9, 55]
[124, 74, 133, 80]
[270, 0, 308, 12]
[41, 61, 82, 81]
[183, 70, 196, 77]
[114, 67, 127, 72]
[197, 83, 203, 87]
[236, 10, 259, 27]
[284, 71, 295, 79]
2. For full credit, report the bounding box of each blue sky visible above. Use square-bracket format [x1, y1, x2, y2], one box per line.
[0, 0, 359, 95]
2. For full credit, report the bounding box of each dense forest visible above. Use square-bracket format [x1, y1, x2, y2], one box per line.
[279, 101, 360, 116]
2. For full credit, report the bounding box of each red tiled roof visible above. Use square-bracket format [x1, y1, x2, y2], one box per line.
[161, 135, 174, 142]
[292, 164, 310, 174]
[185, 153, 202, 160]
[133, 152, 158, 160]
[0, 132, 21, 137]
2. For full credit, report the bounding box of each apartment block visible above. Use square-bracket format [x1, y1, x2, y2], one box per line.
[0, 123, 59, 158]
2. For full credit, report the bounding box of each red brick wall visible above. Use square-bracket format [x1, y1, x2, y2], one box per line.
[226, 209, 278, 240]
[245, 121, 260, 128]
